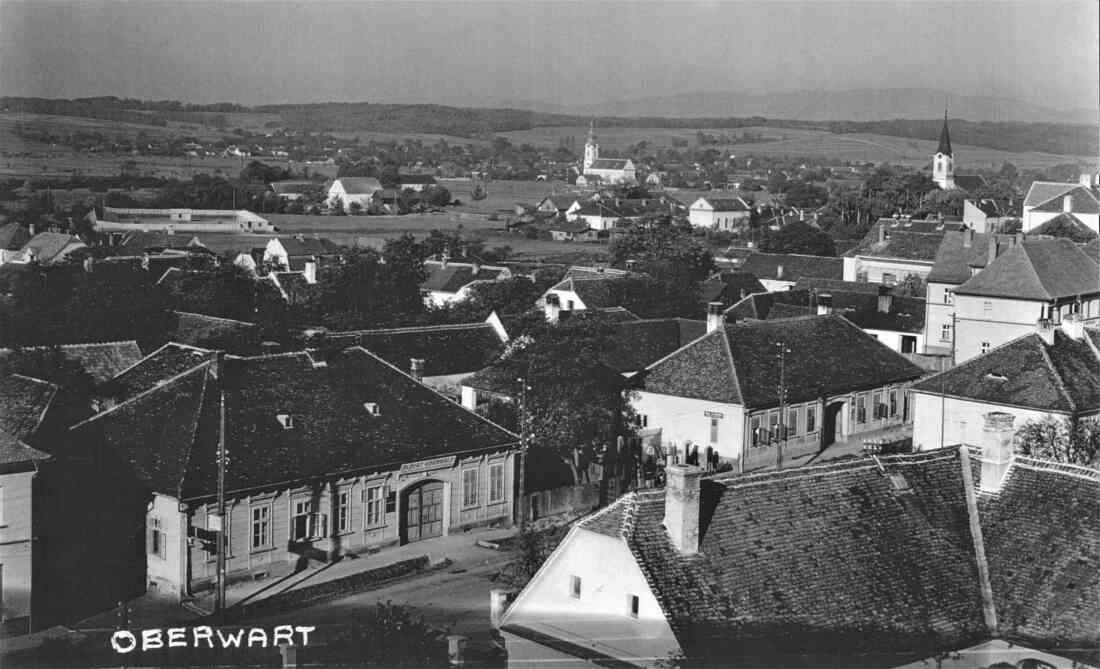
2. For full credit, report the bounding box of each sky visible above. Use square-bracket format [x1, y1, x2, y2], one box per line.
[1, 1, 1097, 113]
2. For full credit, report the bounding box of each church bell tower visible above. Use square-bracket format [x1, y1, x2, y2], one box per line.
[583, 120, 599, 172]
[932, 110, 955, 189]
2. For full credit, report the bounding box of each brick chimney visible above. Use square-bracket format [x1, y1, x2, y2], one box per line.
[877, 285, 892, 313]
[663, 464, 703, 554]
[963, 227, 974, 248]
[776, 264, 784, 280]
[980, 412, 1015, 493]
[987, 237, 999, 266]
[1061, 311, 1085, 340]
[410, 358, 425, 381]
[1063, 194, 1073, 213]
[817, 292, 833, 315]
[1036, 317, 1056, 346]
[706, 301, 725, 333]
[877, 223, 886, 243]
[544, 293, 561, 323]
[303, 260, 317, 284]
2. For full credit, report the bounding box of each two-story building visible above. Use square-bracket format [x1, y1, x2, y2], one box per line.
[842, 218, 963, 285]
[72, 344, 520, 599]
[951, 237, 1100, 362]
[0, 431, 49, 634]
[1022, 179, 1100, 233]
[632, 313, 924, 472]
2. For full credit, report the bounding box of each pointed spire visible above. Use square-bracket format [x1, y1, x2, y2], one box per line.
[587, 118, 596, 143]
[937, 109, 953, 156]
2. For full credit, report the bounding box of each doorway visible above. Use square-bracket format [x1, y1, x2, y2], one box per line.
[401, 480, 444, 544]
[823, 401, 846, 447]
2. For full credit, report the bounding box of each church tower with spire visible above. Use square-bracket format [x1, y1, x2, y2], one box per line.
[932, 110, 956, 189]
[583, 119, 599, 172]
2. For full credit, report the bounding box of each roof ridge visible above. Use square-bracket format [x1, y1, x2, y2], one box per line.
[334, 322, 491, 336]
[172, 310, 256, 326]
[71, 361, 213, 429]
[8, 373, 59, 390]
[1037, 335, 1077, 412]
[1013, 455, 1100, 481]
[227, 350, 312, 362]
[174, 365, 211, 499]
[719, 326, 742, 405]
[4, 339, 140, 352]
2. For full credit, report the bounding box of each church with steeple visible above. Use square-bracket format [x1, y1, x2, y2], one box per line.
[576, 120, 636, 187]
[931, 111, 986, 192]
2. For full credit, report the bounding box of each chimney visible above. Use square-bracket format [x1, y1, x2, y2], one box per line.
[877, 285, 893, 313]
[1063, 194, 1073, 213]
[471, 260, 481, 276]
[963, 227, 974, 248]
[1036, 317, 1056, 346]
[1061, 311, 1085, 340]
[662, 464, 703, 554]
[544, 293, 561, 323]
[877, 223, 886, 243]
[706, 301, 725, 333]
[776, 264, 784, 279]
[410, 358, 425, 381]
[980, 412, 1016, 493]
[303, 260, 317, 284]
[817, 292, 833, 315]
[625, 259, 637, 272]
[987, 237, 998, 266]
[1014, 232, 1024, 246]
[83, 256, 94, 273]
[441, 252, 449, 269]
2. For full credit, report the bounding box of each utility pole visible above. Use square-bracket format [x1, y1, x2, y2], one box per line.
[214, 367, 227, 623]
[775, 342, 791, 470]
[516, 375, 529, 531]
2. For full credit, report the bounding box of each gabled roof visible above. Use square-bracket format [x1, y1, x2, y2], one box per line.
[19, 232, 84, 264]
[325, 322, 506, 377]
[937, 113, 953, 156]
[735, 252, 843, 283]
[1025, 181, 1100, 212]
[847, 222, 953, 262]
[0, 429, 50, 467]
[115, 230, 206, 254]
[75, 347, 519, 500]
[274, 236, 340, 257]
[728, 289, 926, 333]
[0, 223, 32, 251]
[421, 260, 508, 294]
[269, 180, 315, 195]
[331, 177, 382, 194]
[954, 238, 1100, 300]
[0, 374, 59, 441]
[168, 311, 259, 352]
[968, 199, 1006, 217]
[699, 271, 766, 306]
[587, 158, 631, 170]
[1028, 212, 1098, 242]
[547, 274, 629, 310]
[576, 450, 987, 659]
[642, 314, 923, 408]
[692, 197, 750, 212]
[0, 341, 143, 385]
[601, 318, 707, 374]
[911, 329, 1100, 413]
[99, 343, 216, 404]
[926, 231, 1018, 285]
[1031, 186, 1100, 214]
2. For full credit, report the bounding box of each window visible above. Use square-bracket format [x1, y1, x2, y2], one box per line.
[788, 408, 799, 437]
[291, 499, 327, 542]
[337, 490, 351, 534]
[980, 341, 991, 355]
[462, 469, 479, 507]
[943, 289, 954, 304]
[882, 273, 896, 286]
[251, 505, 271, 550]
[570, 575, 582, 599]
[941, 322, 952, 342]
[889, 390, 898, 417]
[750, 416, 761, 446]
[983, 301, 993, 313]
[806, 405, 817, 433]
[768, 412, 780, 443]
[856, 396, 867, 424]
[628, 594, 640, 618]
[872, 392, 883, 419]
[709, 417, 719, 443]
[148, 516, 165, 559]
[489, 464, 506, 503]
[365, 486, 383, 527]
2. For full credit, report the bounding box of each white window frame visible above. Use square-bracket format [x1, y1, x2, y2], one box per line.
[488, 463, 506, 504]
[250, 504, 272, 552]
[149, 516, 166, 559]
[336, 489, 352, 535]
[806, 405, 817, 433]
[291, 499, 327, 542]
[628, 594, 640, 618]
[462, 469, 480, 508]
[364, 485, 384, 528]
[570, 575, 582, 599]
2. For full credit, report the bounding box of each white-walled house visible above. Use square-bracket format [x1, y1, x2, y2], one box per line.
[421, 258, 512, 307]
[1022, 180, 1100, 233]
[841, 218, 960, 285]
[910, 320, 1100, 452]
[734, 252, 844, 292]
[633, 313, 923, 472]
[327, 177, 383, 209]
[950, 237, 1100, 363]
[687, 197, 751, 231]
[537, 267, 632, 314]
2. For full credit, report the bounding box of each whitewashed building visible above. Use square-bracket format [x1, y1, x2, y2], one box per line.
[687, 197, 751, 231]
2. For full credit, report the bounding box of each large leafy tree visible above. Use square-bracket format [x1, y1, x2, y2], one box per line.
[759, 220, 837, 257]
[608, 216, 714, 284]
[1015, 416, 1100, 467]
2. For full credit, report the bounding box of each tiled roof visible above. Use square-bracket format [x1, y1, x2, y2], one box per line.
[168, 311, 259, 352]
[601, 318, 707, 374]
[99, 343, 216, 403]
[926, 231, 1020, 285]
[969, 199, 1006, 217]
[331, 177, 382, 194]
[0, 341, 143, 385]
[979, 459, 1100, 645]
[269, 180, 315, 195]
[275, 236, 340, 257]
[1024, 181, 1096, 209]
[19, 232, 84, 264]
[1029, 212, 1097, 242]
[0, 374, 59, 441]
[0, 429, 50, 467]
[643, 314, 924, 408]
[324, 322, 506, 377]
[0, 223, 32, 251]
[736, 252, 843, 283]
[115, 231, 206, 254]
[847, 225, 949, 262]
[699, 271, 766, 306]
[1028, 185, 1100, 214]
[911, 330, 1100, 413]
[550, 275, 624, 310]
[954, 238, 1100, 300]
[74, 347, 518, 500]
[612, 451, 987, 658]
[794, 277, 883, 294]
[587, 159, 631, 170]
[872, 217, 967, 235]
[728, 289, 926, 333]
[422, 261, 507, 294]
[693, 197, 750, 212]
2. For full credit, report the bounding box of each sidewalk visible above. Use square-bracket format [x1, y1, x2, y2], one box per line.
[74, 526, 516, 631]
[802, 424, 914, 467]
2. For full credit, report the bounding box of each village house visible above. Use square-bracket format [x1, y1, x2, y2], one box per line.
[842, 217, 963, 285]
[497, 434, 1100, 667]
[0, 223, 32, 265]
[732, 251, 844, 292]
[537, 266, 634, 315]
[398, 174, 438, 192]
[71, 344, 520, 600]
[579, 122, 636, 186]
[268, 180, 316, 201]
[950, 237, 1100, 362]
[99, 207, 273, 233]
[632, 312, 924, 472]
[421, 257, 512, 307]
[910, 318, 1100, 452]
[534, 195, 585, 220]
[326, 177, 383, 210]
[727, 284, 926, 355]
[1022, 178, 1100, 234]
[6, 231, 86, 266]
[257, 235, 340, 281]
[962, 198, 1011, 233]
[572, 201, 646, 231]
[687, 196, 752, 231]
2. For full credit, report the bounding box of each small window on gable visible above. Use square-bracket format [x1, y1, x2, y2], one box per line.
[276, 413, 294, 430]
[570, 575, 581, 599]
[628, 594, 640, 618]
[363, 402, 381, 416]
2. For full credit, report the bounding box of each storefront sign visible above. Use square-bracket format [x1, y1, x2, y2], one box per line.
[704, 411, 724, 419]
[400, 456, 456, 476]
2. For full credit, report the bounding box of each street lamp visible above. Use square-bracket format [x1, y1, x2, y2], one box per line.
[775, 342, 792, 470]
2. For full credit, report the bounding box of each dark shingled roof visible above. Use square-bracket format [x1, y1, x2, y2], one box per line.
[168, 312, 259, 352]
[422, 261, 508, 294]
[736, 252, 843, 283]
[0, 429, 50, 467]
[274, 236, 341, 257]
[1024, 181, 1084, 208]
[0, 223, 32, 251]
[728, 289, 926, 333]
[0, 374, 59, 441]
[99, 343, 216, 403]
[578, 450, 988, 659]
[602, 318, 707, 374]
[642, 314, 924, 408]
[938, 114, 953, 156]
[1030, 186, 1100, 215]
[1029, 212, 1098, 242]
[911, 330, 1100, 413]
[547, 274, 632, 310]
[74, 347, 518, 500]
[847, 226, 949, 262]
[331, 177, 382, 194]
[325, 322, 506, 377]
[926, 231, 1019, 285]
[699, 271, 766, 306]
[693, 197, 750, 212]
[954, 238, 1100, 300]
[0, 341, 143, 385]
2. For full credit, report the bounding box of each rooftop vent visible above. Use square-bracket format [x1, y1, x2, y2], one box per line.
[887, 473, 912, 493]
[985, 373, 1008, 382]
[276, 413, 294, 430]
[363, 402, 381, 416]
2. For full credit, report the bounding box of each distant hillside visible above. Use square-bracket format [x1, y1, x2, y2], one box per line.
[573, 88, 1097, 125]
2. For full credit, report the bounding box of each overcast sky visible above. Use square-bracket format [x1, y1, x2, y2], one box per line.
[1, 1, 1097, 113]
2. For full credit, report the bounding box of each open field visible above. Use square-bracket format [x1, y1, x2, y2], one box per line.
[440, 178, 577, 214]
[499, 125, 1091, 169]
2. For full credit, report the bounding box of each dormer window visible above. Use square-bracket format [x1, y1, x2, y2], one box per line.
[276, 413, 294, 430]
[363, 402, 381, 416]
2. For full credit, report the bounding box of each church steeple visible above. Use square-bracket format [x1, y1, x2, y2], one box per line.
[937, 109, 953, 157]
[583, 119, 599, 171]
